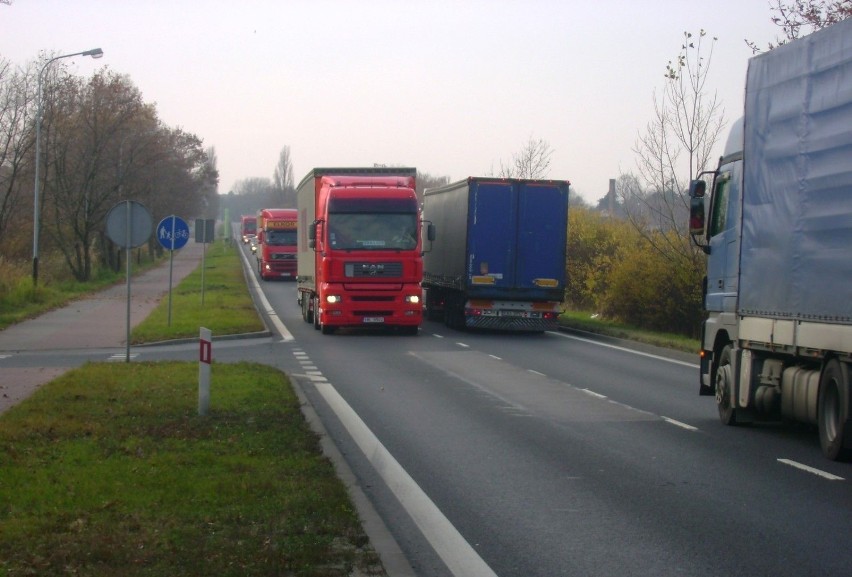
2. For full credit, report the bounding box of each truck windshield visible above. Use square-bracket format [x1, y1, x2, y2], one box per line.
[265, 230, 296, 246]
[327, 213, 417, 250]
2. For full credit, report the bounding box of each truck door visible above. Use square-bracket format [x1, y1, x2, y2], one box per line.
[517, 182, 568, 294]
[705, 161, 742, 314]
[469, 181, 515, 288]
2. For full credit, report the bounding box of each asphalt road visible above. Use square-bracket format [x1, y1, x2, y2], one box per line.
[4, 243, 850, 577]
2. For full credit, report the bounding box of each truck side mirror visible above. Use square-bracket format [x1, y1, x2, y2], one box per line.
[688, 180, 706, 236]
[308, 221, 317, 249]
[688, 179, 710, 253]
[427, 223, 436, 242]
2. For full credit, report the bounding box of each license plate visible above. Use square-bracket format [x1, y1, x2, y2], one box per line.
[363, 317, 385, 323]
[501, 311, 525, 317]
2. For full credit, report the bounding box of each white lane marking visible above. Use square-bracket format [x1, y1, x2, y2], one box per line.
[108, 353, 139, 361]
[528, 369, 545, 377]
[488, 354, 502, 360]
[777, 459, 845, 481]
[238, 244, 293, 342]
[661, 416, 699, 431]
[580, 388, 607, 399]
[433, 334, 445, 339]
[456, 342, 470, 348]
[312, 380, 498, 577]
[549, 331, 698, 368]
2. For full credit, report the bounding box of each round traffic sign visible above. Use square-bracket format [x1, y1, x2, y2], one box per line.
[156, 215, 190, 251]
[106, 200, 153, 248]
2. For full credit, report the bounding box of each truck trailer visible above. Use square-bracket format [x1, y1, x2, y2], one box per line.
[256, 208, 297, 281]
[296, 167, 430, 335]
[689, 18, 852, 460]
[422, 177, 569, 332]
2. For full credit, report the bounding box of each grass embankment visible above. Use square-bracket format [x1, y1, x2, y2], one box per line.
[1, 242, 385, 576]
[0, 362, 384, 576]
[0, 251, 164, 331]
[131, 243, 264, 343]
[558, 309, 700, 355]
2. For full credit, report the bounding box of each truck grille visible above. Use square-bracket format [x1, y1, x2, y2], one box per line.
[345, 262, 403, 278]
[271, 253, 296, 260]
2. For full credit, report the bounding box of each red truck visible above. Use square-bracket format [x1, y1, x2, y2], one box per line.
[296, 167, 433, 335]
[256, 208, 297, 281]
[240, 215, 256, 243]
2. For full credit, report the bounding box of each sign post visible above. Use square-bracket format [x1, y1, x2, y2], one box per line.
[106, 200, 152, 362]
[199, 327, 212, 416]
[156, 215, 189, 326]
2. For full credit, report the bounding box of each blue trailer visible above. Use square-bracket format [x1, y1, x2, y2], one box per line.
[422, 177, 569, 332]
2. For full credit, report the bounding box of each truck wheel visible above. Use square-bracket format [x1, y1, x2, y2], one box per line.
[818, 359, 852, 461]
[715, 345, 738, 426]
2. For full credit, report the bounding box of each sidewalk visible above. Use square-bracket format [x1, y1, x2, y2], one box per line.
[0, 241, 205, 413]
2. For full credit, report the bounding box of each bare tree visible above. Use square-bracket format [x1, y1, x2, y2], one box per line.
[625, 30, 724, 244]
[0, 57, 35, 250]
[272, 145, 295, 207]
[496, 135, 553, 179]
[747, 0, 852, 52]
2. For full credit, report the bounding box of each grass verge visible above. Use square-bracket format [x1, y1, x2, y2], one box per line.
[0, 251, 165, 331]
[131, 243, 265, 343]
[0, 361, 384, 577]
[559, 309, 700, 355]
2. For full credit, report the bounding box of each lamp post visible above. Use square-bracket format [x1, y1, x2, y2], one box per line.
[32, 47, 104, 285]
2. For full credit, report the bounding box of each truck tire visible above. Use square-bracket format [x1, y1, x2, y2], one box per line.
[715, 344, 738, 426]
[818, 359, 852, 461]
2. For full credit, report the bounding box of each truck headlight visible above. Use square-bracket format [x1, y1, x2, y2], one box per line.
[326, 295, 342, 304]
[405, 295, 420, 304]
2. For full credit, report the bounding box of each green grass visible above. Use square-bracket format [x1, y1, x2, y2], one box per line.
[131, 243, 265, 343]
[558, 309, 700, 354]
[0, 361, 384, 577]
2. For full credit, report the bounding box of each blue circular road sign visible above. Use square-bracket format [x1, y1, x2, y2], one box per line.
[157, 215, 190, 251]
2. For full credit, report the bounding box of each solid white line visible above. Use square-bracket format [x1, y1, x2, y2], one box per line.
[313, 381, 498, 577]
[550, 331, 698, 368]
[661, 416, 699, 431]
[777, 459, 845, 481]
[528, 369, 546, 377]
[580, 388, 607, 399]
[238, 244, 294, 342]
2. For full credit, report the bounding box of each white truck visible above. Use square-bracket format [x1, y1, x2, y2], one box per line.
[689, 18, 852, 460]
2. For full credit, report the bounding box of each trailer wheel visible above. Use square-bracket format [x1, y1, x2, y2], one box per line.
[302, 293, 313, 324]
[715, 344, 738, 426]
[818, 359, 852, 461]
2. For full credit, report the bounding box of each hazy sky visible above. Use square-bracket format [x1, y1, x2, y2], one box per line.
[2, 0, 781, 203]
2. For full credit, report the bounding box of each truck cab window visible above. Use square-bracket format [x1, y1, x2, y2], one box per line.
[708, 171, 731, 237]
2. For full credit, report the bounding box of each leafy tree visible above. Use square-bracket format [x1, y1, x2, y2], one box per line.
[564, 207, 630, 311]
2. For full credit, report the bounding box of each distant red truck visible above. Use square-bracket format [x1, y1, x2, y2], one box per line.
[240, 215, 256, 243]
[256, 208, 297, 281]
[296, 167, 433, 334]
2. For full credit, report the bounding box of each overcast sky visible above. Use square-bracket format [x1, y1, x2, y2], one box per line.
[2, 0, 781, 204]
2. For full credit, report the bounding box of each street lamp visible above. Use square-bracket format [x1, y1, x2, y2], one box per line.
[32, 47, 104, 285]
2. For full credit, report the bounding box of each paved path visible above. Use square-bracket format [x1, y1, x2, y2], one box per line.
[0, 241, 206, 413]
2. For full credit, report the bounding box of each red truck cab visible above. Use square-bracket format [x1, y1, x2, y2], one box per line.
[297, 168, 429, 334]
[257, 208, 297, 281]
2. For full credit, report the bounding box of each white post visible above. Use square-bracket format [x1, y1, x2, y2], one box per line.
[199, 327, 212, 416]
